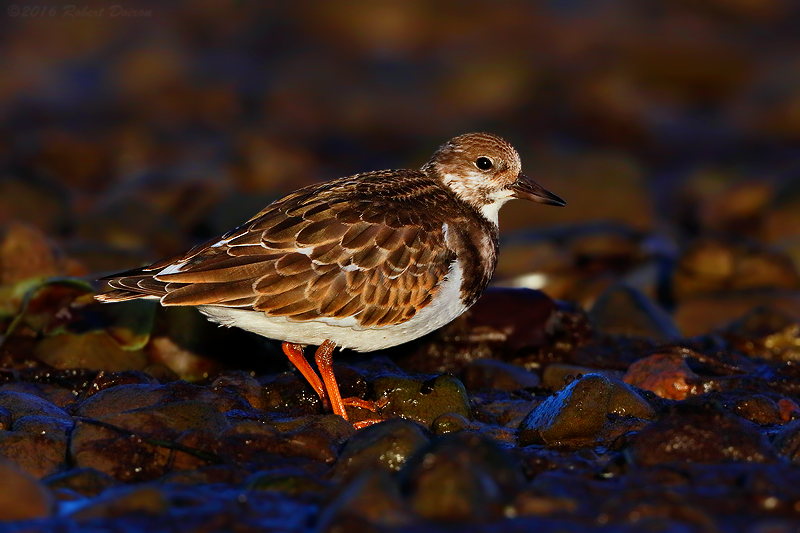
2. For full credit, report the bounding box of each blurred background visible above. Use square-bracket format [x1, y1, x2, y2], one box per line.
[2, 0, 800, 336]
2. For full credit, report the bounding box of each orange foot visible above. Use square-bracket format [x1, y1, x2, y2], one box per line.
[281, 340, 386, 428]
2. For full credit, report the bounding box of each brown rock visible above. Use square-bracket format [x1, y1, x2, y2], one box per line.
[721, 306, 800, 362]
[45, 467, 117, 497]
[673, 238, 799, 301]
[461, 359, 540, 392]
[0, 222, 70, 286]
[0, 430, 67, 478]
[318, 470, 414, 530]
[624, 352, 699, 400]
[0, 391, 71, 422]
[734, 395, 784, 425]
[70, 400, 229, 482]
[69, 485, 168, 521]
[76, 383, 166, 418]
[518, 373, 656, 447]
[589, 284, 680, 340]
[331, 418, 430, 481]
[400, 432, 525, 522]
[34, 331, 148, 372]
[628, 399, 777, 465]
[675, 291, 800, 337]
[372, 374, 470, 427]
[0, 459, 54, 520]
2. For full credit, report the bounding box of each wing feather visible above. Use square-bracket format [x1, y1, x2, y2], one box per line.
[97, 170, 460, 327]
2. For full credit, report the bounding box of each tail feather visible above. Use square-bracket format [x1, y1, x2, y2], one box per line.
[94, 289, 159, 302]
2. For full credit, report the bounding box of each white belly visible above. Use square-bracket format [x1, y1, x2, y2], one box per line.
[196, 259, 468, 351]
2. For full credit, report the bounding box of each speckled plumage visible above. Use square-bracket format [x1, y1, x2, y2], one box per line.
[96, 133, 564, 422]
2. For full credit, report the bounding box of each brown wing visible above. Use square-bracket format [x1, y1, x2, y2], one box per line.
[98, 171, 458, 327]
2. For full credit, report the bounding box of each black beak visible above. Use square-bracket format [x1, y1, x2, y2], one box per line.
[509, 173, 566, 207]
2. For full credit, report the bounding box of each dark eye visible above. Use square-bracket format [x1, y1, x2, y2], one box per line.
[475, 156, 493, 170]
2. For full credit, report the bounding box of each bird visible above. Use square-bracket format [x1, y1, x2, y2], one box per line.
[95, 132, 565, 428]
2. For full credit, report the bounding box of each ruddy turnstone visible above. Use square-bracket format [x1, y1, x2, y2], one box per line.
[96, 133, 565, 427]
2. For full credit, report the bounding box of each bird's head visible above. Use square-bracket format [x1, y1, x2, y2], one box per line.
[423, 132, 565, 224]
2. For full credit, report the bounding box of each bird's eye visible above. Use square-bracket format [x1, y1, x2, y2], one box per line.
[475, 156, 493, 170]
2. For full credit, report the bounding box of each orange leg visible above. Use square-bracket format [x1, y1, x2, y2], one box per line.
[314, 341, 386, 426]
[281, 342, 330, 411]
[284, 340, 385, 427]
[314, 340, 348, 420]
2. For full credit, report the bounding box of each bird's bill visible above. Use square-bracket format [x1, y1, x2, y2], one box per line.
[509, 173, 566, 206]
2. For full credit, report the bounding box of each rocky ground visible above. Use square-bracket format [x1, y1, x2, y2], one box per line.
[3, 2, 800, 532]
[1, 218, 800, 532]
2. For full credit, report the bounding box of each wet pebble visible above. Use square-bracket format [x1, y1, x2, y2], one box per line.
[734, 395, 785, 425]
[540, 364, 624, 392]
[0, 426, 69, 478]
[623, 352, 699, 400]
[627, 399, 777, 465]
[331, 418, 430, 481]
[673, 238, 800, 300]
[721, 306, 800, 362]
[431, 412, 472, 435]
[399, 432, 525, 522]
[75, 383, 166, 418]
[45, 467, 117, 498]
[373, 373, 470, 427]
[244, 468, 329, 496]
[0, 391, 71, 422]
[518, 373, 656, 447]
[69, 485, 169, 521]
[211, 370, 266, 410]
[318, 470, 414, 531]
[773, 419, 800, 463]
[461, 359, 540, 391]
[0, 459, 54, 520]
[278, 415, 355, 464]
[589, 284, 680, 341]
[70, 400, 230, 481]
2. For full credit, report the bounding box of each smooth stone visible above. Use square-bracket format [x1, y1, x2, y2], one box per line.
[0, 391, 71, 423]
[244, 469, 329, 495]
[13, 414, 73, 436]
[331, 418, 430, 481]
[0, 459, 54, 520]
[589, 284, 680, 340]
[623, 352, 699, 400]
[75, 383, 166, 418]
[431, 412, 472, 435]
[627, 399, 777, 465]
[675, 291, 800, 337]
[318, 470, 414, 530]
[458, 288, 558, 352]
[34, 331, 148, 372]
[721, 306, 800, 362]
[400, 432, 525, 522]
[461, 359, 540, 392]
[540, 364, 624, 392]
[69, 485, 169, 521]
[44, 467, 117, 497]
[773, 419, 800, 463]
[373, 374, 470, 427]
[734, 395, 784, 425]
[211, 370, 266, 410]
[0, 429, 68, 478]
[518, 373, 656, 447]
[70, 400, 230, 482]
[673, 238, 800, 300]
